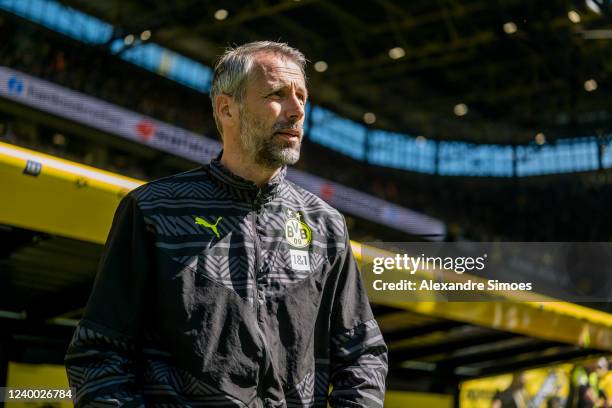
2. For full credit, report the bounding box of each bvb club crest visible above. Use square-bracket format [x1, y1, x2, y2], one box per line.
[285, 211, 312, 248]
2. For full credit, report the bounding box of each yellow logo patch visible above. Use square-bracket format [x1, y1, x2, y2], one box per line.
[284, 213, 312, 248]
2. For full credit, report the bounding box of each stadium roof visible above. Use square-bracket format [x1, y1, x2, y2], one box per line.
[57, 0, 612, 144]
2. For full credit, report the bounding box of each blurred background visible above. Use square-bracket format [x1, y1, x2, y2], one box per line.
[1, 0, 612, 406]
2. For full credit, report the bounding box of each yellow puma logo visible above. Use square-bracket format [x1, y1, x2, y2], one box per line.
[194, 216, 222, 238]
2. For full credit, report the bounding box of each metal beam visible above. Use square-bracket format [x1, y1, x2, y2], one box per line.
[190, 0, 320, 35]
[437, 340, 564, 369]
[325, 31, 494, 78]
[25, 283, 93, 322]
[384, 321, 466, 343]
[315, 2, 370, 34]
[389, 331, 517, 365]
[475, 347, 603, 377]
[368, 2, 488, 36]
[2, 317, 75, 365]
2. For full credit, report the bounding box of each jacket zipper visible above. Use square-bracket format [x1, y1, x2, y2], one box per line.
[250, 200, 268, 405]
[250, 209, 261, 315]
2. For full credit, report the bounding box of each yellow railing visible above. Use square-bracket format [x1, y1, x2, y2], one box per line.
[1, 140, 611, 350]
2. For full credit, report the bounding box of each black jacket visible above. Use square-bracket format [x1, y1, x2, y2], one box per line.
[65, 158, 388, 407]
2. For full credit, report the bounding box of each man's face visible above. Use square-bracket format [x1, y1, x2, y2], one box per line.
[596, 357, 608, 378]
[238, 52, 307, 169]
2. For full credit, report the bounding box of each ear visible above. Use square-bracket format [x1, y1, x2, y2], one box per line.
[215, 93, 239, 130]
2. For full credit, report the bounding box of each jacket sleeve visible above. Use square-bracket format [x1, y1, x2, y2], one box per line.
[64, 192, 153, 407]
[328, 218, 388, 408]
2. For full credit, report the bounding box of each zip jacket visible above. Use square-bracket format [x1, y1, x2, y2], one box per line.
[64, 157, 388, 407]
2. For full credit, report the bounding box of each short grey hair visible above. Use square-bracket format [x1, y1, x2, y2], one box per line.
[210, 41, 307, 139]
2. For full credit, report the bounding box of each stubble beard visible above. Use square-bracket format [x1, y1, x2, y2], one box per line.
[238, 104, 302, 169]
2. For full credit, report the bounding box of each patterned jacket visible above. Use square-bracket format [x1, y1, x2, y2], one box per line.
[64, 158, 388, 407]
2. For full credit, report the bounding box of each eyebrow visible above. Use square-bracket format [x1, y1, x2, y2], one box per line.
[264, 82, 308, 98]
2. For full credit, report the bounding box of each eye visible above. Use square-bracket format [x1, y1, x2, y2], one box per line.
[268, 90, 283, 98]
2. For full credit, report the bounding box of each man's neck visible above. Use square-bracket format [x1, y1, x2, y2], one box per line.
[220, 148, 280, 188]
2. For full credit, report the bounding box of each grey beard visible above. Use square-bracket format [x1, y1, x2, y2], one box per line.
[239, 106, 302, 169]
[254, 135, 300, 168]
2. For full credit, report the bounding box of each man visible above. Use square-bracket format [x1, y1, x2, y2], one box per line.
[491, 372, 530, 408]
[568, 357, 609, 408]
[65, 41, 388, 407]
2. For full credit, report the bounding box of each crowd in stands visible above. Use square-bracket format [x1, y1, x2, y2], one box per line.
[303, 143, 612, 242]
[2, 11, 610, 243]
[0, 14, 214, 136]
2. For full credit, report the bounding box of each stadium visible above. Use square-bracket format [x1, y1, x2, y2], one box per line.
[1, 0, 612, 407]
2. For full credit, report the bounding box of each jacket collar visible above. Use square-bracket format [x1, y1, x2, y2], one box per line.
[207, 151, 286, 205]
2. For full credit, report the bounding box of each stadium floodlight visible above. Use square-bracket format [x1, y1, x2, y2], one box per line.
[52, 133, 66, 146]
[584, 79, 598, 92]
[453, 103, 468, 116]
[568, 10, 581, 23]
[314, 61, 328, 72]
[503, 22, 517, 34]
[388, 47, 405, 60]
[214, 9, 228, 20]
[363, 112, 376, 124]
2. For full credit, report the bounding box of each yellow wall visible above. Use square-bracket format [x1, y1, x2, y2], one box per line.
[6, 362, 73, 408]
[384, 390, 453, 408]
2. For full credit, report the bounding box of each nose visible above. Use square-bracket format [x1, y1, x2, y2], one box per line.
[285, 91, 305, 123]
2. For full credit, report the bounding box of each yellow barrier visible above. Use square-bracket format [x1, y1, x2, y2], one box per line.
[0, 141, 141, 244]
[385, 390, 452, 408]
[6, 362, 72, 408]
[1, 141, 611, 350]
[352, 238, 612, 350]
